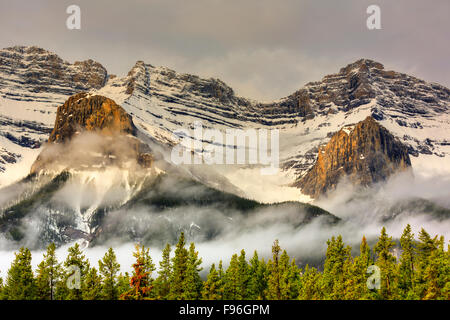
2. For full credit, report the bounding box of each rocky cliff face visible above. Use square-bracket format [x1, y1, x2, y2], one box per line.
[0, 45, 449, 198]
[48, 92, 136, 143]
[294, 116, 411, 198]
[0, 46, 108, 101]
[31, 93, 152, 174]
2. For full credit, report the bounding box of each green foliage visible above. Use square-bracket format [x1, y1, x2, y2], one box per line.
[153, 243, 172, 299]
[168, 232, 189, 299]
[0, 277, 3, 300]
[202, 263, 222, 300]
[82, 267, 103, 300]
[98, 247, 121, 300]
[342, 236, 374, 300]
[374, 227, 398, 299]
[59, 243, 91, 300]
[117, 272, 131, 296]
[298, 265, 322, 300]
[247, 251, 267, 299]
[0, 225, 448, 301]
[36, 243, 61, 300]
[321, 235, 352, 299]
[3, 247, 36, 300]
[182, 242, 203, 299]
[398, 224, 415, 299]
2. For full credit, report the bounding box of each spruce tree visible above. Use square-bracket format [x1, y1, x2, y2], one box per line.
[82, 267, 103, 300]
[98, 247, 121, 300]
[182, 242, 203, 299]
[237, 249, 250, 299]
[217, 260, 225, 298]
[36, 243, 61, 300]
[169, 232, 189, 299]
[120, 245, 154, 300]
[413, 228, 438, 299]
[4, 247, 36, 300]
[398, 224, 415, 299]
[247, 251, 267, 299]
[343, 236, 373, 300]
[298, 264, 322, 300]
[423, 236, 449, 300]
[265, 240, 282, 299]
[154, 243, 172, 299]
[60, 243, 90, 300]
[321, 235, 351, 299]
[117, 272, 131, 296]
[202, 264, 222, 300]
[374, 227, 397, 299]
[223, 254, 240, 299]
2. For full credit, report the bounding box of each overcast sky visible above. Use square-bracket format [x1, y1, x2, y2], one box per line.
[1, 0, 449, 101]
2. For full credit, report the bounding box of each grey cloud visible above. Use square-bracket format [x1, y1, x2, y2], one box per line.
[0, 0, 449, 100]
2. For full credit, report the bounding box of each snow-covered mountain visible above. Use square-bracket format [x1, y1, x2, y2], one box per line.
[1, 45, 449, 199]
[0, 46, 108, 186]
[1, 45, 449, 248]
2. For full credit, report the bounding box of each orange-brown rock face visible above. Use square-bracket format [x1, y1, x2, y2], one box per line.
[31, 93, 153, 174]
[295, 116, 411, 198]
[48, 92, 136, 143]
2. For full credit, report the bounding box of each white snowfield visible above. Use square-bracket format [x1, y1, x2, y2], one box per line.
[0, 46, 449, 204]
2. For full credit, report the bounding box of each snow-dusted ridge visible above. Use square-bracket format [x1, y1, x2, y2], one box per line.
[0, 46, 449, 202]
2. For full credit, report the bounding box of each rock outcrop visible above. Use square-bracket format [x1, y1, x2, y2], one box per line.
[48, 92, 136, 143]
[31, 93, 152, 174]
[294, 116, 411, 198]
[0, 46, 108, 101]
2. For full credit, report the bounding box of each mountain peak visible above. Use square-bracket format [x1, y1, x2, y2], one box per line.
[31, 93, 152, 174]
[294, 116, 412, 198]
[48, 92, 136, 143]
[339, 58, 384, 74]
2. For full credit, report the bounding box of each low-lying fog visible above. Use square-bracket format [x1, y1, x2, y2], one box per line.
[0, 165, 449, 277]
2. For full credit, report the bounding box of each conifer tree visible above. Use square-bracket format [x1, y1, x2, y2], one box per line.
[423, 236, 449, 300]
[265, 240, 282, 299]
[117, 272, 131, 296]
[237, 249, 250, 299]
[120, 245, 154, 300]
[98, 247, 121, 300]
[298, 264, 322, 300]
[3, 247, 36, 300]
[413, 228, 437, 299]
[36, 243, 61, 300]
[223, 254, 240, 299]
[60, 243, 90, 300]
[247, 251, 267, 299]
[0, 277, 3, 300]
[182, 242, 203, 299]
[217, 260, 225, 298]
[82, 267, 103, 300]
[169, 232, 189, 299]
[286, 258, 301, 299]
[398, 224, 415, 299]
[154, 243, 172, 299]
[202, 264, 222, 300]
[321, 235, 351, 299]
[343, 236, 373, 300]
[374, 227, 397, 299]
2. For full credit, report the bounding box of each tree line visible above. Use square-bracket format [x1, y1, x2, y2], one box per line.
[0, 224, 448, 300]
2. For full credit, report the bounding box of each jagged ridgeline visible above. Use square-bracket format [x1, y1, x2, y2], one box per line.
[0, 92, 338, 249]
